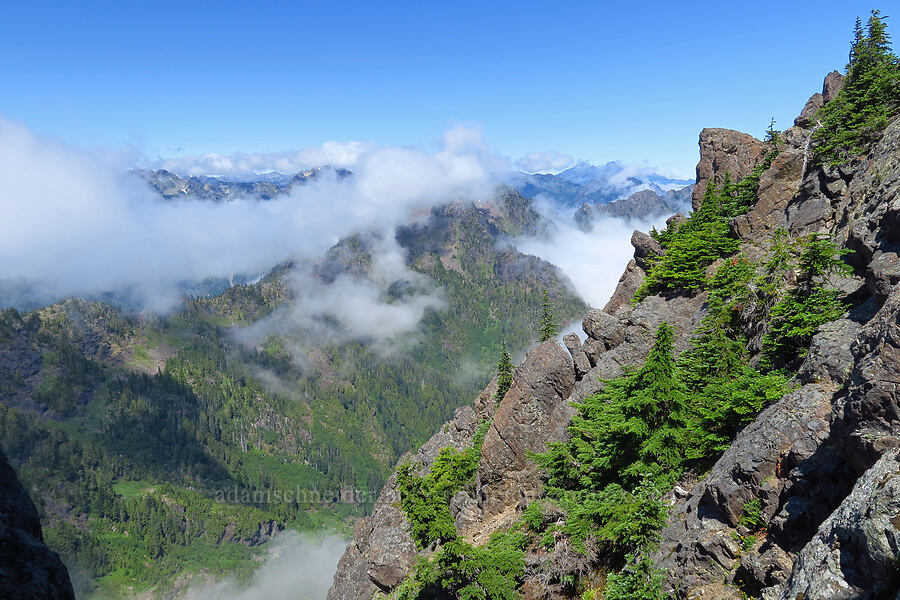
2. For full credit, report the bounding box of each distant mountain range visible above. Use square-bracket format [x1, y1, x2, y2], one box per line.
[509, 160, 694, 207]
[135, 166, 351, 201]
[135, 161, 693, 212]
[574, 184, 694, 229]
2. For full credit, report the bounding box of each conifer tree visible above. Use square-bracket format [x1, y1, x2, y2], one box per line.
[764, 117, 781, 148]
[494, 344, 513, 403]
[538, 323, 694, 491]
[815, 10, 900, 164]
[763, 233, 852, 364]
[538, 288, 558, 342]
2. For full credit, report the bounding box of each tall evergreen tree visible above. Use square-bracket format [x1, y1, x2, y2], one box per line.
[538, 288, 558, 342]
[815, 10, 900, 164]
[494, 344, 513, 403]
[538, 323, 694, 491]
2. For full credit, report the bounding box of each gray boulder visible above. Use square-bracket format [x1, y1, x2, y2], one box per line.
[777, 449, 900, 600]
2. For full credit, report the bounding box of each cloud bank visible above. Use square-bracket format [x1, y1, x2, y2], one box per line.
[0, 118, 496, 315]
[514, 198, 670, 309]
[514, 151, 574, 174]
[234, 235, 446, 354]
[180, 532, 347, 600]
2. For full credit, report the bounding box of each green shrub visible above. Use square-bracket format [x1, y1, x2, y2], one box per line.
[537, 324, 694, 494]
[739, 498, 765, 531]
[762, 233, 852, 365]
[396, 443, 481, 549]
[393, 418, 527, 600]
[602, 553, 665, 600]
[635, 128, 779, 303]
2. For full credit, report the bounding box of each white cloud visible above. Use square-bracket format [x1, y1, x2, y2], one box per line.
[154, 141, 374, 177]
[232, 235, 446, 354]
[180, 532, 347, 600]
[0, 117, 496, 316]
[514, 151, 574, 174]
[514, 198, 669, 309]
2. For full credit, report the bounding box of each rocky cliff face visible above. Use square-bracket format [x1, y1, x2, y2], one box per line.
[328, 70, 900, 600]
[0, 450, 74, 599]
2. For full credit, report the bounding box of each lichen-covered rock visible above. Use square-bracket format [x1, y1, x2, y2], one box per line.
[796, 318, 860, 385]
[0, 450, 75, 600]
[832, 281, 900, 473]
[777, 449, 900, 600]
[736, 542, 794, 592]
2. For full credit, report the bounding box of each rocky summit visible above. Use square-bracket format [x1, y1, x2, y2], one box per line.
[327, 65, 900, 600]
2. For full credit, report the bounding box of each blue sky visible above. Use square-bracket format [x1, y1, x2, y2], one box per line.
[0, 0, 885, 175]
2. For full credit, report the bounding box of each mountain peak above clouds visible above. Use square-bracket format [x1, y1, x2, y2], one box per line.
[509, 159, 693, 208]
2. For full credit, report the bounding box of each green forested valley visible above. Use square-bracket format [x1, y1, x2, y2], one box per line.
[0, 193, 587, 597]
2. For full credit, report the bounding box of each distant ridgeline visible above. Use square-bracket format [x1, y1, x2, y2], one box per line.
[510, 161, 694, 209]
[0, 188, 586, 597]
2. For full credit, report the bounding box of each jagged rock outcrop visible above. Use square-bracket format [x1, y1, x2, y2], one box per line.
[328, 403, 488, 600]
[630, 230, 662, 270]
[654, 382, 853, 599]
[650, 71, 900, 600]
[476, 341, 575, 534]
[794, 71, 843, 128]
[602, 258, 645, 313]
[693, 128, 768, 211]
[0, 450, 75, 600]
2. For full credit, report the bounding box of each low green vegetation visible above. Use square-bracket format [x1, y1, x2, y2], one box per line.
[739, 498, 765, 531]
[761, 233, 852, 367]
[530, 310, 789, 592]
[393, 420, 529, 600]
[389, 219, 853, 598]
[815, 10, 900, 165]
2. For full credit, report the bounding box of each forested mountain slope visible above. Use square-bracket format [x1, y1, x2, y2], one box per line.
[0, 189, 586, 598]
